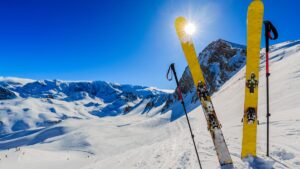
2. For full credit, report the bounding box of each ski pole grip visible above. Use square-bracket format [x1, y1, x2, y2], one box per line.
[264, 21, 278, 40]
[169, 63, 180, 86]
[170, 63, 176, 74]
[264, 20, 278, 75]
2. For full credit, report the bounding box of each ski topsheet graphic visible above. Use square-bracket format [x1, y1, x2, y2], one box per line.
[174, 16, 232, 166]
[241, 0, 264, 158]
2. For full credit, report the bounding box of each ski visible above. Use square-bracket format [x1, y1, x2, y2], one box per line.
[241, 0, 264, 158]
[174, 16, 233, 166]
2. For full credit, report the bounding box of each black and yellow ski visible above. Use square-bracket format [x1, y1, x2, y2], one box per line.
[175, 16, 232, 166]
[241, 0, 264, 158]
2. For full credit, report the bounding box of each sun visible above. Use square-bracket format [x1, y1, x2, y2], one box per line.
[184, 23, 196, 35]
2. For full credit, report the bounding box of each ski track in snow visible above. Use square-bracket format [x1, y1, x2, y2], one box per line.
[0, 40, 300, 168]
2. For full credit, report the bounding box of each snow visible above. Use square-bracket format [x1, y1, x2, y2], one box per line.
[1, 40, 300, 168]
[0, 80, 170, 133]
[0, 77, 35, 85]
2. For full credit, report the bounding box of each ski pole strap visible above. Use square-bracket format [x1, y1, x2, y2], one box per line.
[264, 21, 278, 40]
[167, 63, 184, 101]
[166, 64, 173, 81]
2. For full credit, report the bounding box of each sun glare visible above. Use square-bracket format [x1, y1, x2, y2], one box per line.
[184, 23, 196, 35]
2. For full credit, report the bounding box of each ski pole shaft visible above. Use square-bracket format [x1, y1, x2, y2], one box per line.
[265, 24, 270, 157]
[264, 20, 278, 157]
[167, 63, 203, 169]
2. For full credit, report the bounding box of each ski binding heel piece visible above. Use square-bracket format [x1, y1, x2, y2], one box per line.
[246, 107, 256, 124]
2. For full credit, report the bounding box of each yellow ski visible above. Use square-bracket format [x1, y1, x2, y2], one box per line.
[241, 0, 264, 158]
[175, 16, 232, 166]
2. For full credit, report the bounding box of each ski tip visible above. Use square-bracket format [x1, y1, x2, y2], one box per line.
[249, 0, 264, 8]
[174, 16, 186, 29]
[175, 16, 186, 23]
[174, 16, 187, 41]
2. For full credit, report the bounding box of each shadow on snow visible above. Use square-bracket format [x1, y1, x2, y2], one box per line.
[0, 126, 65, 150]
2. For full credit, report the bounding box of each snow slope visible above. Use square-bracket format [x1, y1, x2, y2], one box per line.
[1, 40, 300, 168]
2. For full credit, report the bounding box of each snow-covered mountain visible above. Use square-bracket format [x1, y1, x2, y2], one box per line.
[0, 79, 170, 134]
[0, 39, 246, 133]
[181, 39, 246, 94]
[1, 39, 300, 169]
[163, 39, 246, 118]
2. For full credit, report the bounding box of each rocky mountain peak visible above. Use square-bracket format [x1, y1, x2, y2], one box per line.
[198, 39, 246, 92]
[163, 39, 246, 111]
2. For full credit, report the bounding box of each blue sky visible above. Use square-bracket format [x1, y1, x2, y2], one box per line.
[0, 0, 299, 89]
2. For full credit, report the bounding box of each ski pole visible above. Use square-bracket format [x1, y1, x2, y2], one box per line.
[167, 63, 203, 169]
[263, 20, 278, 157]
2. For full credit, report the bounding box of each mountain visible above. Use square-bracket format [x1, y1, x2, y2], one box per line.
[0, 79, 170, 134]
[1, 40, 300, 169]
[180, 39, 246, 94]
[163, 39, 246, 117]
[0, 39, 247, 132]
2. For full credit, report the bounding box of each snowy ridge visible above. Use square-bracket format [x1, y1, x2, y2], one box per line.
[0, 79, 170, 134]
[0, 77, 35, 86]
[0, 40, 300, 168]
